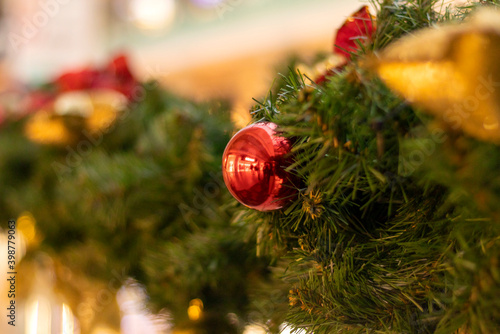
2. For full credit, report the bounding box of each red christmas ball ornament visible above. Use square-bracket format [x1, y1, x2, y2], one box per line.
[333, 6, 375, 59]
[222, 122, 297, 211]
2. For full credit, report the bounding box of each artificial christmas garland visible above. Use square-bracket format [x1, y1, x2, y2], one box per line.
[0, 1, 499, 333]
[226, 1, 500, 333]
[0, 56, 266, 333]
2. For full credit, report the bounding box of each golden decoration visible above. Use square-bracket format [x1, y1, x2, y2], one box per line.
[24, 110, 75, 145]
[25, 89, 128, 146]
[86, 89, 128, 134]
[374, 9, 500, 143]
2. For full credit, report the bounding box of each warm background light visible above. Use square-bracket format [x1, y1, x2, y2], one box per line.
[128, 0, 177, 30]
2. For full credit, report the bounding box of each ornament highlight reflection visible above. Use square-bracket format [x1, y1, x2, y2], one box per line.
[222, 122, 296, 211]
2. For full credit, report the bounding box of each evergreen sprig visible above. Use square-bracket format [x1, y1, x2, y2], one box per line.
[0, 82, 268, 333]
[238, 1, 500, 333]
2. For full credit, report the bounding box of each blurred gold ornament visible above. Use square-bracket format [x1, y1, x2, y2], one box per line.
[25, 89, 127, 146]
[375, 9, 500, 143]
[86, 89, 128, 134]
[25, 110, 75, 145]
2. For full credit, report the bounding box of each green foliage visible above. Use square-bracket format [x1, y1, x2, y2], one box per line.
[0, 82, 268, 332]
[236, 1, 500, 333]
[3, 1, 500, 333]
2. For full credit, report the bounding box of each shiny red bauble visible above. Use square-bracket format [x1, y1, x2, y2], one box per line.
[222, 122, 297, 211]
[333, 6, 375, 59]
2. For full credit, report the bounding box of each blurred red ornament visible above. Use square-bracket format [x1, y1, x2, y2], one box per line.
[23, 54, 139, 115]
[222, 122, 297, 211]
[314, 6, 375, 83]
[55, 69, 101, 92]
[333, 6, 375, 59]
[54, 54, 138, 100]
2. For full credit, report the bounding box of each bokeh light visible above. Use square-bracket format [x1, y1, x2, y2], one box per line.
[25, 298, 52, 334]
[187, 298, 204, 321]
[62, 303, 78, 334]
[128, 0, 177, 30]
[17, 212, 36, 243]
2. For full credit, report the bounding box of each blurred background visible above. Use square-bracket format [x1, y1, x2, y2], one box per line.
[0, 0, 362, 125]
[0, 0, 364, 333]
